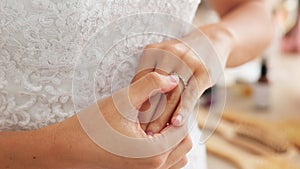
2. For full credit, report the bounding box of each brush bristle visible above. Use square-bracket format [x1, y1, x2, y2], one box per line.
[236, 122, 290, 153]
[279, 121, 300, 149]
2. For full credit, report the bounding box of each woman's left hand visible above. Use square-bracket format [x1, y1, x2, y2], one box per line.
[132, 38, 212, 134]
[132, 23, 235, 134]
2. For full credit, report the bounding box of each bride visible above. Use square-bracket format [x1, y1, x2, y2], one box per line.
[0, 0, 272, 168]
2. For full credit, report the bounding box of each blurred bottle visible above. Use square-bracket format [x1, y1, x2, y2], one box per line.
[253, 58, 270, 109]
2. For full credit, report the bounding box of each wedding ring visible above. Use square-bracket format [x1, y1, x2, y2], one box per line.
[171, 72, 188, 88]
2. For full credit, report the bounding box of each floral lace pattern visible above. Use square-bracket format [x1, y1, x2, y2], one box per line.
[0, 0, 200, 131]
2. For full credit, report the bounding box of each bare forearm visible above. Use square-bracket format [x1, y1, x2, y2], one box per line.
[207, 0, 273, 67]
[0, 128, 58, 168]
[0, 115, 139, 169]
[0, 117, 99, 169]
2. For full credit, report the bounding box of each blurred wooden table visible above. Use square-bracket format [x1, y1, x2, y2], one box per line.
[206, 53, 300, 169]
[192, 3, 300, 168]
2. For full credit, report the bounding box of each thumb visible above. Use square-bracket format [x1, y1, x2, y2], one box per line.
[129, 72, 179, 109]
[111, 72, 179, 122]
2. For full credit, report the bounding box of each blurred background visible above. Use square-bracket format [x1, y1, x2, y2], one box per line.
[194, 0, 300, 168]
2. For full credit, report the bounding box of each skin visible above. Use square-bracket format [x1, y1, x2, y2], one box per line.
[0, 73, 191, 169]
[133, 0, 274, 134]
[0, 0, 273, 168]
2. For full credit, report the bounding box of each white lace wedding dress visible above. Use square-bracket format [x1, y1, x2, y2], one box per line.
[0, 0, 206, 168]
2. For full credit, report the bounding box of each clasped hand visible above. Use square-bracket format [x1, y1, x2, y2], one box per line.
[76, 39, 210, 169]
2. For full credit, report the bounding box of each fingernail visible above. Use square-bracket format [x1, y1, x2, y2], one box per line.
[172, 114, 183, 126]
[169, 74, 179, 83]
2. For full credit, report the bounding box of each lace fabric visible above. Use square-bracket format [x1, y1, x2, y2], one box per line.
[0, 0, 201, 130]
[0, 1, 208, 169]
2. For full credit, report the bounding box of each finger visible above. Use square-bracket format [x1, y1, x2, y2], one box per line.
[138, 93, 161, 131]
[143, 68, 170, 115]
[163, 136, 192, 168]
[132, 47, 163, 130]
[144, 57, 191, 133]
[171, 76, 203, 126]
[140, 67, 178, 133]
[132, 68, 156, 130]
[145, 85, 181, 134]
[135, 69, 169, 130]
[142, 68, 177, 132]
[129, 72, 179, 109]
[150, 49, 199, 130]
[169, 156, 188, 169]
[111, 72, 179, 126]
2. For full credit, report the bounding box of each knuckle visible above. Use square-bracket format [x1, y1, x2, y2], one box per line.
[162, 43, 187, 58]
[194, 70, 210, 89]
[193, 59, 207, 74]
[195, 61, 207, 74]
[195, 61, 205, 70]
[187, 51, 205, 68]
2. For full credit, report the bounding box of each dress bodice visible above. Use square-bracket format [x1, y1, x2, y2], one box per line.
[0, 0, 200, 130]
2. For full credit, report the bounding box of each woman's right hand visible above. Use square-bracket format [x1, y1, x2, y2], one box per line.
[35, 72, 192, 169]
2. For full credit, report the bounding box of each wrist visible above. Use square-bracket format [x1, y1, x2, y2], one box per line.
[179, 23, 235, 84]
[199, 23, 236, 67]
